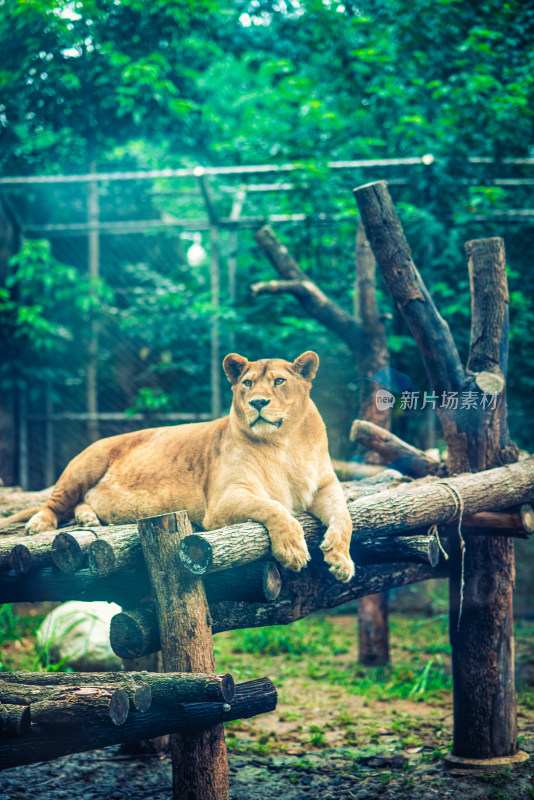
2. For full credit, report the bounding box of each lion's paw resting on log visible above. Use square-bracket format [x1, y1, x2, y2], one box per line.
[1, 352, 355, 582]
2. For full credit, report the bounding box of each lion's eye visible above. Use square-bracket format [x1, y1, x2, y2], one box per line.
[243, 379, 252, 388]
[274, 378, 285, 386]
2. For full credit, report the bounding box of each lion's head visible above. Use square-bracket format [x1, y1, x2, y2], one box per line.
[223, 351, 319, 437]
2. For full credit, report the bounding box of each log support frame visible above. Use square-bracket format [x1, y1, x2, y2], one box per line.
[354, 180, 525, 766]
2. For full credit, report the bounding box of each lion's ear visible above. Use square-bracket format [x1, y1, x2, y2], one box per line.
[292, 351, 319, 381]
[223, 353, 249, 384]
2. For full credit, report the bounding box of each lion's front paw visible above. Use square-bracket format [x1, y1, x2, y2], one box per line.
[324, 551, 355, 583]
[320, 524, 355, 582]
[270, 519, 311, 572]
[25, 509, 58, 535]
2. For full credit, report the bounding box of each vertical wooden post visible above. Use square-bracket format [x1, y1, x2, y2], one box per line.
[449, 238, 520, 762]
[354, 218, 391, 667]
[138, 511, 229, 800]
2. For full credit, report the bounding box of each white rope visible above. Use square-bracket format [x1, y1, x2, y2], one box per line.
[428, 481, 466, 630]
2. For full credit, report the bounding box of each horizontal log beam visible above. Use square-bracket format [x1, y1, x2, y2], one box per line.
[179, 457, 534, 576]
[0, 675, 151, 714]
[0, 671, 234, 705]
[110, 561, 447, 659]
[0, 561, 282, 607]
[0, 532, 57, 574]
[30, 687, 130, 728]
[0, 678, 277, 770]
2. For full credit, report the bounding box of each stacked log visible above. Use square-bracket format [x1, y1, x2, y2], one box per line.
[0, 672, 276, 770]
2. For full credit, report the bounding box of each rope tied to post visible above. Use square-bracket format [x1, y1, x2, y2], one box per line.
[427, 480, 466, 630]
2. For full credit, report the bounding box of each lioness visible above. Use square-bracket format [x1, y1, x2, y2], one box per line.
[1, 351, 355, 582]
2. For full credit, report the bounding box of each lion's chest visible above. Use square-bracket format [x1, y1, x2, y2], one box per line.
[257, 450, 319, 513]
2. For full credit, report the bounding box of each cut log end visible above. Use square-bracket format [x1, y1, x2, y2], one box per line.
[520, 504, 534, 534]
[219, 673, 236, 704]
[8, 544, 31, 575]
[178, 534, 213, 574]
[263, 562, 282, 601]
[132, 685, 152, 714]
[110, 688, 130, 726]
[0, 703, 31, 736]
[87, 539, 117, 577]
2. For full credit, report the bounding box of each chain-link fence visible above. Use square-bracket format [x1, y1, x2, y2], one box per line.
[1, 158, 533, 488]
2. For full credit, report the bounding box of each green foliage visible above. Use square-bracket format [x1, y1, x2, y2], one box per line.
[1, 0, 534, 449]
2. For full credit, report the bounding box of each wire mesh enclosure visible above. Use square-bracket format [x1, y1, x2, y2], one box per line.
[1, 157, 533, 488]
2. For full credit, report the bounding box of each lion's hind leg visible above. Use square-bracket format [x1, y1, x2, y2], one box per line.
[74, 503, 101, 527]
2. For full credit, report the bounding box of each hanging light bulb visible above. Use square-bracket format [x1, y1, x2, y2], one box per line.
[187, 232, 207, 267]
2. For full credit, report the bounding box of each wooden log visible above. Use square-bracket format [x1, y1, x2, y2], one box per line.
[85, 525, 282, 601]
[178, 456, 534, 576]
[50, 529, 99, 573]
[0, 678, 276, 770]
[0, 703, 30, 736]
[0, 566, 150, 607]
[350, 419, 442, 478]
[521, 504, 534, 533]
[448, 238, 519, 762]
[182, 523, 439, 576]
[138, 511, 229, 800]
[121, 652, 168, 755]
[29, 686, 130, 728]
[353, 182, 465, 396]
[353, 218, 392, 667]
[207, 561, 281, 603]
[0, 674, 151, 714]
[0, 531, 57, 574]
[110, 561, 447, 659]
[0, 671, 234, 705]
[0, 560, 282, 607]
[331, 460, 385, 480]
[85, 524, 140, 576]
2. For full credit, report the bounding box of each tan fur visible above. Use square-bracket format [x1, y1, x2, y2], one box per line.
[0, 352, 354, 581]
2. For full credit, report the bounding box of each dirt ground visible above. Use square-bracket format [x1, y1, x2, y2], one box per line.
[1, 736, 533, 800]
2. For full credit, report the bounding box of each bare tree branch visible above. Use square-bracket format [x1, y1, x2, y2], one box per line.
[253, 225, 362, 357]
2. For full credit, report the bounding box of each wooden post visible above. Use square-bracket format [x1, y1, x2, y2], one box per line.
[138, 511, 229, 800]
[354, 218, 391, 667]
[354, 179, 523, 767]
[448, 238, 520, 763]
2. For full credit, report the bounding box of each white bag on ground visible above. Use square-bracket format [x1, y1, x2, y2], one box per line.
[36, 601, 122, 671]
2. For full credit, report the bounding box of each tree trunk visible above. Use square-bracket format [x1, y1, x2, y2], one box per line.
[448, 238, 519, 761]
[354, 179, 521, 765]
[138, 511, 229, 800]
[358, 592, 390, 667]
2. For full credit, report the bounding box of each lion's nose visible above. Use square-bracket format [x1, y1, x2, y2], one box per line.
[249, 397, 270, 410]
